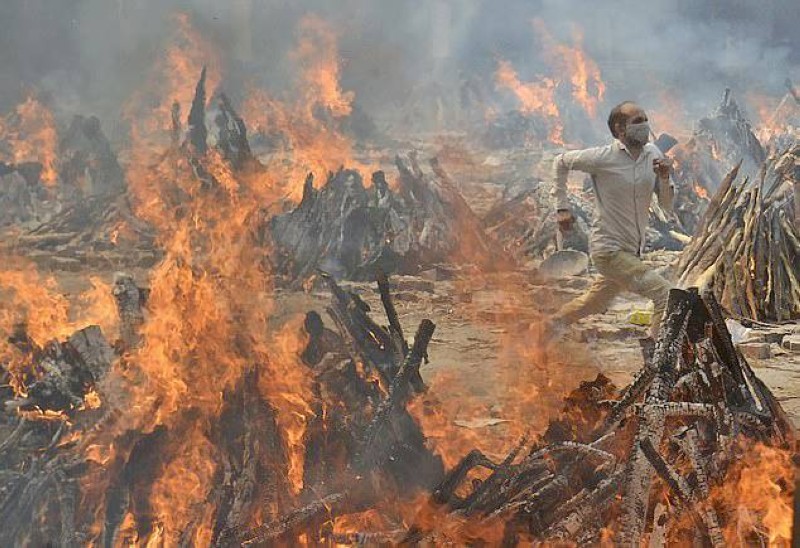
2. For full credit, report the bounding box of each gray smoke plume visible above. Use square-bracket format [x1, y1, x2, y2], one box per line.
[1, 0, 798, 138]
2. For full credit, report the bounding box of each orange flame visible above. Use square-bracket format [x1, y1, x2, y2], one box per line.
[693, 182, 709, 200]
[257, 318, 316, 495]
[0, 256, 120, 398]
[241, 15, 369, 198]
[86, 14, 323, 540]
[745, 91, 792, 144]
[122, 12, 223, 149]
[649, 90, 692, 141]
[494, 59, 563, 144]
[0, 94, 59, 185]
[710, 442, 794, 546]
[533, 19, 606, 119]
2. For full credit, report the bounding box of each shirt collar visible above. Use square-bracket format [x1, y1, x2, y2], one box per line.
[614, 138, 647, 160]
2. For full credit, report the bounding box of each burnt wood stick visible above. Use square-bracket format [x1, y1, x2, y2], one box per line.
[186, 66, 208, 156]
[322, 272, 396, 383]
[461, 437, 528, 515]
[598, 364, 658, 434]
[375, 271, 408, 356]
[542, 469, 624, 541]
[620, 289, 694, 546]
[676, 427, 725, 545]
[375, 271, 426, 393]
[700, 291, 752, 408]
[356, 320, 436, 471]
[232, 492, 348, 545]
[432, 449, 498, 506]
[638, 439, 722, 547]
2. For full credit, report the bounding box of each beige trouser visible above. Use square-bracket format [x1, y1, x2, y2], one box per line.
[555, 250, 673, 337]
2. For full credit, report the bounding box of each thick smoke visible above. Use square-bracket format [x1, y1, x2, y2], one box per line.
[1, 0, 798, 137]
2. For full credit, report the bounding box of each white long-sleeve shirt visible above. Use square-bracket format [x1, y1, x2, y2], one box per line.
[552, 139, 674, 256]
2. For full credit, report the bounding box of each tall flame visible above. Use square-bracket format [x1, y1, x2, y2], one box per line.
[0, 94, 59, 185]
[494, 59, 563, 144]
[241, 15, 365, 198]
[87, 12, 322, 542]
[122, 12, 222, 149]
[0, 256, 119, 397]
[532, 19, 606, 119]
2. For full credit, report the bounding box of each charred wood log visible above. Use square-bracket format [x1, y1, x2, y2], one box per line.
[186, 66, 208, 156]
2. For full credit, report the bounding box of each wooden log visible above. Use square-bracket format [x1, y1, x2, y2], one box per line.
[620, 289, 694, 546]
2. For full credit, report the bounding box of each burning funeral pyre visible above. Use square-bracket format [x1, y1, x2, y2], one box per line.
[0, 8, 799, 547]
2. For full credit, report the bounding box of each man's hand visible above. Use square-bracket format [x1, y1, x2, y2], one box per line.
[653, 158, 672, 180]
[556, 209, 575, 232]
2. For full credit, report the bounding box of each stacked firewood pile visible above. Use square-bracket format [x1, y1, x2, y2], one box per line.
[1, 114, 157, 269]
[0, 114, 126, 227]
[269, 152, 509, 282]
[678, 143, 800, 321]
[229, 272, 445, 546]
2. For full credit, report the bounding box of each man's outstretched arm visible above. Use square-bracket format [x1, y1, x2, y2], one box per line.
[552, 147, 603, 211]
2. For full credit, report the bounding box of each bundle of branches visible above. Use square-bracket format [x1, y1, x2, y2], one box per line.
[678, 143, 800, 322]
[270, 152, 509, 283]
[411, 288, 793, 545]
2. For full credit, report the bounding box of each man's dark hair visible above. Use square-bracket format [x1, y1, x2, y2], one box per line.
[607, 101, 637, 137]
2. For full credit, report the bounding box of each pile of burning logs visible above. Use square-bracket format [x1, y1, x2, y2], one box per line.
[0, 268, 446, 546]
[672, 89, 766, 195]
[678, 143, 800, 322]
[224, 286, 795, 545]
[425, 288, 794, 544]
[0, 276, 793, 543]
[270, 152, 508, 282]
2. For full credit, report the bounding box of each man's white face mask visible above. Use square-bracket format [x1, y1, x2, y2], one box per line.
[625, 121, 650, 145]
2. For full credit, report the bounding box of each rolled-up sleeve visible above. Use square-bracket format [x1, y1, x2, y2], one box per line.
[552, 147, 603, 210]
